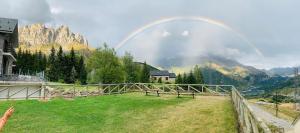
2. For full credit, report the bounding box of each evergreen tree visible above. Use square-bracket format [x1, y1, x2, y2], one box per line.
[187, 71, 196, 84]
[176, 73, 183, 84]
[62, 55, 72, 83]
[47, 46, 58, 81]
[183, 73, 188, 84]
[42, 54, 47, 71]
[193, 65, 204, 84]
[37, 50, 43, 72]
[70, 66, 77, 83]
[70, 47, 76, 67]
[140, 62, 150, 83]
[57, 46, 64, 80]
[78, 56, 87, 84]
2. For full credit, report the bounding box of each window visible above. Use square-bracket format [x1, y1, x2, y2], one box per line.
[153, 77, 157, 80]
[165, 77, 168, 80]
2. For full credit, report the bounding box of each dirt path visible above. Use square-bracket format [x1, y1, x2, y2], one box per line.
[249, 103, 293, 131]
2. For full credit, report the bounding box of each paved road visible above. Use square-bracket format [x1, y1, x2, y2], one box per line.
[249, 103, 293, 132]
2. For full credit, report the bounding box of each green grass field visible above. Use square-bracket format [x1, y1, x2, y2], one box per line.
[0, 93, 237, 133]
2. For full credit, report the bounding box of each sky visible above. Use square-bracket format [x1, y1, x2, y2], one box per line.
[0, 0, 300, 69]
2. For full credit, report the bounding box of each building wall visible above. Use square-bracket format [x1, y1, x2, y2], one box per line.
[0, 35, 14, 75]
[150, 76, 175, 83]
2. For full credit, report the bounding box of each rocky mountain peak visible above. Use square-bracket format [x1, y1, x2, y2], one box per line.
[19, 24, 89, 49]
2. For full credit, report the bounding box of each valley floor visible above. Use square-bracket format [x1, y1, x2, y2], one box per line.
[0, 93, 237, 133]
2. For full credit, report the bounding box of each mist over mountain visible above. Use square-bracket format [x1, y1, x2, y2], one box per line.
[267, 67, 297, 77]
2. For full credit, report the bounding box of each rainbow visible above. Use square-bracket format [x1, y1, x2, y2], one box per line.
[115, 16, 263, 56]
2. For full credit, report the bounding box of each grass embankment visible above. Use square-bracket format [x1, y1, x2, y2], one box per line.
[0, 93, 237, 133]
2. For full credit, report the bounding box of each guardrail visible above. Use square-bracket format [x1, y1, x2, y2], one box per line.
[231, 86, 271, 133]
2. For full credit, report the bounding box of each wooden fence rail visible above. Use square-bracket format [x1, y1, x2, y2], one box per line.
[231, 86, 271, 133]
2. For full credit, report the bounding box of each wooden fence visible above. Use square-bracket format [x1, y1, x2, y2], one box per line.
[0, 83, 233, 100]
[231, 86, 272, 133]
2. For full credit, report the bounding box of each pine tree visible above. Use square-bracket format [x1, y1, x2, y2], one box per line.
[70, 47, 76, 67]
[70, 66, 77, 83]
[140, 62, 150, 83]
[47, 46, 58, 81]
[78, 56, 87, 84]
[176, 73, 183, 84]
[37, 50, 43, 72]
[187, 71, 196, 84]
[42, 55, 47, 71]
[183, 73, 188, 84]
[194, 65, 204, 84]
[57, 46, 64, 81]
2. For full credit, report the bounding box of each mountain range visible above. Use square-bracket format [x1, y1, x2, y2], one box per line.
[18, 24, 91, 54]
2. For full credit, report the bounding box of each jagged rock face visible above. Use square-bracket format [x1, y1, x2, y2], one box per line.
[19, 24, 89, 50]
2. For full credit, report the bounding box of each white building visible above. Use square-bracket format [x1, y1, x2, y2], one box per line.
[150, 70, 176, 83]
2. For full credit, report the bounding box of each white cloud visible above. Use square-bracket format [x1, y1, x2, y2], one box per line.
[181, 30, 189, 36]
[162, 30, 171, 37]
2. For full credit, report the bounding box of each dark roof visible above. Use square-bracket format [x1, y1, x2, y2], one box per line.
[150, 70, 176, 78]
[0, 18, 18, 33]
[0, 18, 19, 48]
[169, 73, 176, 78]
[150, 70, 169, 76]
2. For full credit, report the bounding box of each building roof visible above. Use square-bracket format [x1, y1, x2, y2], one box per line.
[0, 18, 18, 33]
[169, 73, 176, 78]
[0, 18, 19, 48]
[150, 70, 176, 78]
[150, 70, 169, 76]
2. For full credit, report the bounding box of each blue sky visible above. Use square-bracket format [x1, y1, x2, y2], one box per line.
[1, 0, 300, 69]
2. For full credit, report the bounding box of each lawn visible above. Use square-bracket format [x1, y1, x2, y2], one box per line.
[0, 93, 237, 133]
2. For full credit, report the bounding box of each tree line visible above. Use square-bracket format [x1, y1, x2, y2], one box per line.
[15, 44, 205, 85]
[15, 46, 87, 84]
[175, 65, 204, 84]
[14, 48, 47, 75]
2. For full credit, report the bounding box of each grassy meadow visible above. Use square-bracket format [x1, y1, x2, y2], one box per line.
[0, 93, 237, 133]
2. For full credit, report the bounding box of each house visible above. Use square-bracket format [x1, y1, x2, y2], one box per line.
[150, 70, 176, 83]
[0, 18, 18, 76]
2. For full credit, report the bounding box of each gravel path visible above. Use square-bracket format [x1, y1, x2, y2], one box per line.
[249, 103, 293, 131]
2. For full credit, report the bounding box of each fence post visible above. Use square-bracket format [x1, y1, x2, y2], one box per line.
[192, 91, 195, 99]
[177, 88, 180, 98]
[26, 87, 29, 100]
[43, 85, 46, 100]
[7, 87, 10, 100]
[86, 85, 88, 96]
[157, 90, 159, 97]
[98, 84, 100, 95]
[73, 84, 76, 98]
